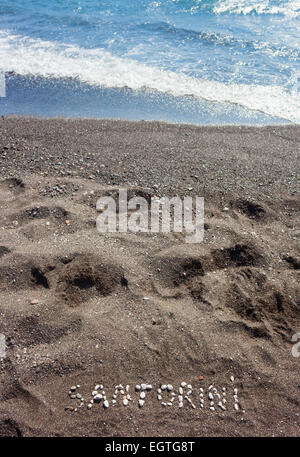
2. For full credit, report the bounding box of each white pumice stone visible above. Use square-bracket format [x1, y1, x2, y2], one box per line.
[208, 392, 214, 400]
[92, 390, 98, 396]
[138, 399, 145, 408]
[179, 402, 183, 408]
[212, 388, 217, 394]
[87, 404, 92, 410]
[200, 393, 203, 398]
[113, 394, 117, 399]
[100, 385, 103, 390]
[178, 395, 183, 402]
[123, 399, 129, 406]
[70, 386, 77, 392]
[230, 376, 235, 382]
[222, 387, 226, 392]
[167, 402, 172, 406]
[146, 385, 152, 390]
[135, 385, 141, 391]
[161, 384, 167, 390]
[191, 404, 196, 409]
[103, 400, 109, 408]
[209, 385, 213, 390]
[210, 401, 214, 406]
[200, 403, 204, 408]
[210, 407, 215, 411]
[179, 387, 183, 395]
[218, 402, 226, 411]
[234, 403, 239, 411]
[140, 384, 147, 391]
[95, 385, 100, 391]
[91, 400, 94, 404]
[157, 395, 162, 401]
[187, 390, 192, 396]
[181, 382, 187, 388]
[234, 388, 238, 395]
[112, 400, 116, 405]
[126, 385, 130, 392]
[94, 394, 102, 403]
[187, 384, 192, 390]
[216, 393, 221, 400]
[157, 388, 161, 394]
[120, 390, 125, 395]
[167, 384, 173, 391]
[200, 388, 204, 392]
[127, 394, 131, 400]
[140, 392, 146, 399]
[222, 399, 227, 404]
[161, 402, 167, 407]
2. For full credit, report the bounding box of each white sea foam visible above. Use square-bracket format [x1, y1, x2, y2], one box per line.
[0, 30, 299, 122]
[213, 0, 300, 18]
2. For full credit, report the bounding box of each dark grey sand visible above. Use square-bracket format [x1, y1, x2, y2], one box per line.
[0, 116, 299, 436]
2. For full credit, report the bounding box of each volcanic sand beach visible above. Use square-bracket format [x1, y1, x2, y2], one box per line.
[0, 116, 299, 437]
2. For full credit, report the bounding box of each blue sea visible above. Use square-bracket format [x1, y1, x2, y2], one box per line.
[0, 0, 299, 124]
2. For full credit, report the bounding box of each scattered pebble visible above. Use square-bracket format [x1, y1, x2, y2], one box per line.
[94, 394, 102, 403]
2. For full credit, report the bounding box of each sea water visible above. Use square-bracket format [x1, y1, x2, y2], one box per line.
[0, 0, 299, 124]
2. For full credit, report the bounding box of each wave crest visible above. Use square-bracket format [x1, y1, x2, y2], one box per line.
[0, 30, 299, 122]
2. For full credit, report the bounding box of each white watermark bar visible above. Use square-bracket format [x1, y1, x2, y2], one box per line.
[0, 333, 5, 359]
[0, 72, 6, 97]
[96, 189, 204, 243]
[292, 333, 300, 357]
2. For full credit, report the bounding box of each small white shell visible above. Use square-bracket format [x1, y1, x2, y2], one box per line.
[218, 401, 226, 411]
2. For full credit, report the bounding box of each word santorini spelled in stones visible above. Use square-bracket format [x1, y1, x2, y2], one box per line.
[65, 378, 244, 414]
